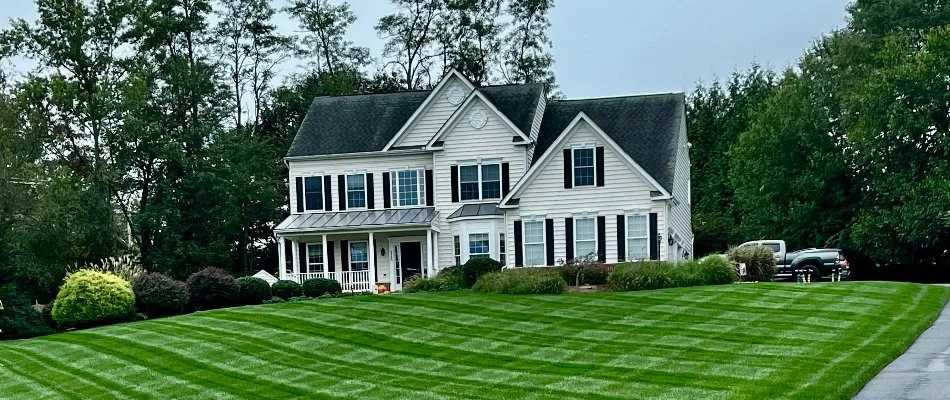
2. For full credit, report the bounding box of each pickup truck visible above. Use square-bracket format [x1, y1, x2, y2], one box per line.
[737, 240, 849, 281]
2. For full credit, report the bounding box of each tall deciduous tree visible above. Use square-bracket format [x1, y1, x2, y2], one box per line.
[376, 0, 442, 90]
[439, 0, 504, 85]
[502, 0, 556, 91]
[287, 0, 369, 75]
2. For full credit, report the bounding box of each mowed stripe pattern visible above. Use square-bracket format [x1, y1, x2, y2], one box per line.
[0, 282, 947, 400]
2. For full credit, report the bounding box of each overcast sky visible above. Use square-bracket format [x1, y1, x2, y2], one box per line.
[1, 0, 851, 99]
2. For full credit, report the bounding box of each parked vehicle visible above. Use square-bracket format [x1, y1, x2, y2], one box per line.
[737, 240, 849, 281]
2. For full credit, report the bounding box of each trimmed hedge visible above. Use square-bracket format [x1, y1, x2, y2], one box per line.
[237, 277, 272, 305]
[728, 245, 778, 281]
[609, 257, 739, 292]
[51, 270, 136, 328]
[272, 280, 302, 300]
[472, 268, 567, 294]
[461, 258, 503, 287]
[133, 272, 190, 318]
[0, 285, 53, 339]
[404, 266, 466, 293]
[302, 278, 342, 298]
[186, 267, 240, 310]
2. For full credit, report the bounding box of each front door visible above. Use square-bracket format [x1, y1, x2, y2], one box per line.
[398, 242, 423, 286]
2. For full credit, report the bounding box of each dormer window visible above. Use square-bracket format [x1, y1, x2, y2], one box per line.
[573, 148, 595, 187]
[304, 176, 324, 211]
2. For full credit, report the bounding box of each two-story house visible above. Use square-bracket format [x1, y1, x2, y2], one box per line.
[274, 70, 693, 292]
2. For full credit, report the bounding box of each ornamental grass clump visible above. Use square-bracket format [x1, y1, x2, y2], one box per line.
[472, 268, 567, 295]
[65, 255, 144, 283]
[728, 245, 778, 281]
[52, 270, 136, 328]
[608, 257, 739, 292]
[403, 266, 466, 293]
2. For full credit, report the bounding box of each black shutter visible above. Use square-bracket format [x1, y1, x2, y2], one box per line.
[298, 242, 307, 270]
[338, 175, 347, 211]
[340, 240, 349, 271]
[565, 218, 574, 261]
[382, 172, 391, 209]
[514, 221, 523, 266]
[295, 177, 304, 212]
[502, 162, 511, 197]
[450, 165, 459, 202]
[617, 215, 626, 262]
[425, 169, 434, 206]
[563, 149, 573, 189]
[545, 219, 555, 266]
[366, 173, 375, 209]
[323, 175, 332, 211]
[649, 213, 659, 260]
[327, 241, 335, 272]
[595, 146, 605, 187]
[597, 216, 606, 262]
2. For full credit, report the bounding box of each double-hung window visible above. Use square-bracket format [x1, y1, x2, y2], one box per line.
[523, 221, 545, 266]
[626, 214, 649, 260]
[349, 241, 369, 271]
[459, 164, 501, 201]
[574, 217, 597, 258]
[346, 174, 366, 209]
[303, 176, 323, 211]
[391, 169, 425, 207]
[453, 235, 461, 265]
[306, 243, 324, 273]
[468, 233, 490, 259]
[573, 148, 595, 187]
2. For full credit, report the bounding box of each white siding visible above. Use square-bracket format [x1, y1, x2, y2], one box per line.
[432, 97, 530, 267]
[667, 107, 694, 257]
[393, 77, 471, 148]
[503, 119, 670, 265]
[288, 153, 432, 214]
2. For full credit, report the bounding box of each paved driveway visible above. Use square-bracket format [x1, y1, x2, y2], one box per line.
[853, 301, 950, 400]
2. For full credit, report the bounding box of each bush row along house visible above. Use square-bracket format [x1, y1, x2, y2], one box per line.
[274, 70, 693, 292]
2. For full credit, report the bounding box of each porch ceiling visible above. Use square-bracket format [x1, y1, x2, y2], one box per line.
[275, 207, 437, 233]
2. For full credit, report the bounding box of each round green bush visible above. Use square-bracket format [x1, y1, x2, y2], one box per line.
[461, 257, 503, 287]
[302, 278, 342, 298]
[51, 270, 136, 328]
[272, 280, 302, 300]
[186, 267, 240, 310]
[237, 277, 272, 305]
[472, 268, 566, 294]
[133, 272, 189, 318]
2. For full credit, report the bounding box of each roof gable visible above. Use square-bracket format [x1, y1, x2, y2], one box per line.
[425, 90, 533, 148]
[532, 93, 684, 192]
[383, 70, 475, 150]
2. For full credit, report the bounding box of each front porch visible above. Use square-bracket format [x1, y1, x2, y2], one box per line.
[274, 208, 440, 293]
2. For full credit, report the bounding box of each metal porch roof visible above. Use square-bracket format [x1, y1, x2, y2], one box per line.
[275, 207, 437, 233]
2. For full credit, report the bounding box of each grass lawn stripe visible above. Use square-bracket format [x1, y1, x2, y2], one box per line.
[0, 347, 109, 399]
[0, 348, 81, 399]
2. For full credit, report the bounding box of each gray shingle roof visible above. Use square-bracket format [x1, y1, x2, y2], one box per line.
[447, 203, 503, 219]
[286, 84, 545, 158]
[533, 93, 685, 192]
[274, 208, 437, 232]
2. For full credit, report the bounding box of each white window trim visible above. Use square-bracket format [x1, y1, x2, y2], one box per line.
[468, 233, 490, 258]
[522, 220, 545, 266]
[349, 240, 369, 271]
[345, 173, 367, 210]
[499, 232, 506, 266]
[574, 217, 597, 259]
[306, 243, 324, 273]
[458, 162, 502, 202]
[572, 147, 596, 188]
[625, 213, 649, 261]
[453, 235, 461, 266]
[390, 169, 426, 208]
[303, 175, 324, 211]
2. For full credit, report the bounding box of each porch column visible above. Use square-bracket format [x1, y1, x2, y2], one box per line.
[426, 229, 435, 278]
[321, 234, 329, 277]
[291, 240, 300, 279]
[433, 231, 440, 274]
[368, 232, 377, 291]
[278, 236, 287, 280]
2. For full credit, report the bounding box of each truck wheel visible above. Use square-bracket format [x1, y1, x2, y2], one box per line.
[803, 265, 820, 282]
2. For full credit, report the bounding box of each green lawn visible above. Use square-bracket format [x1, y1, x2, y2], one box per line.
[0, 282, 947, 400]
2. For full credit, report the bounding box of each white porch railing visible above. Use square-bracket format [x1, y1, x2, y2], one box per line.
[285, 270, 373, 293]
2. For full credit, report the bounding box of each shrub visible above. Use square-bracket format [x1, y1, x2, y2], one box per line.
[728, 245, 778, 281]
[263, 296, 285, 304]
[697, 255, 741, 284]
[0, 285, 53, 339]
[560, 255, 610, 286]
[461, 258, 503, 287]
[302, 278, 342, 298]
[404, 267, 466, 293]
[185, 267, 240, 310]
[472, 268, 567, 294]
[272, 280, 302, 300]
[133, 272, 189, 318]
[609, 258, 739, 292]
[66, 254, 144, 283]
[237, 277, 272, 305]
[51, 270, 136, 328]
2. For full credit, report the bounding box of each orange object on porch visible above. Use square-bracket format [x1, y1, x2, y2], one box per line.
[377, 282, 391, 294]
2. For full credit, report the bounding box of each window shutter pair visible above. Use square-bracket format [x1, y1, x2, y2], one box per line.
[545, 219, 554, 266]
[514, 221, 523, 266]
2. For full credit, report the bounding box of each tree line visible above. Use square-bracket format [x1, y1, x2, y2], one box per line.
[0, 0, 558, 302]
[688, 0, 950, 271]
